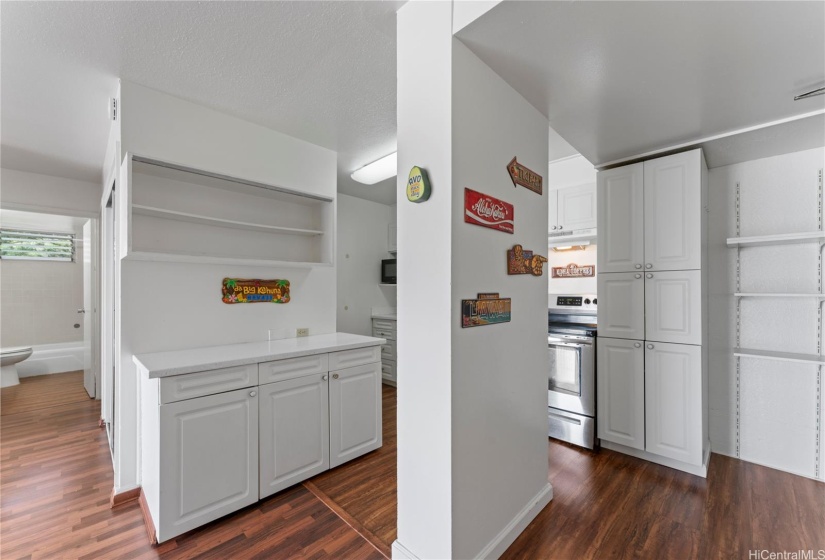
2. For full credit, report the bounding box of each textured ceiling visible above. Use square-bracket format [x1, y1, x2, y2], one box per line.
[457, 1, 825, 167]
[1, 1, 402, 205]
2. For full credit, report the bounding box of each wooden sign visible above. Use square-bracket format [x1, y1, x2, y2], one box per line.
[222, 278, 290, 304]
[464, 188, 514, 234]
[551, 263, 595, 279]
[507, 245, 548, 276]
[507, 157, 543, 195]
[406, 166, 432, 203]
[461, 293, 511, 328]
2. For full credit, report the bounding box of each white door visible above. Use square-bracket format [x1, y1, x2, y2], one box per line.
[259, 373, 329, 499]
[597, 272, 645, 341]
[158, 387, 258, 542]
[329, 362, 382, 468]
[557, 183, 597, 232]
[597, 337, 645, 450]
[643, 150, 701, 271]
[644, 342, 702, 465]
[548, 190, 559, 232]
[645, 270, 702, 345]
[597, 163, 644, 273]
[82, 220, 94, 398]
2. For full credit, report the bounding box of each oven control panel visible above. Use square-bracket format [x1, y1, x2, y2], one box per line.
[551, 294, 597, 311]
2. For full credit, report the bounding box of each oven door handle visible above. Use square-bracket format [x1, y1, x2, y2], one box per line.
[549, 341, 592, 348]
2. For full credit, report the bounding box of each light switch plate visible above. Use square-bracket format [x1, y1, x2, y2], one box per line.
[296, 328, 309, 337]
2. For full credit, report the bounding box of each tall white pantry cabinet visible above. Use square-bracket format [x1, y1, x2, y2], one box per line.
[596, 149, 709, 477]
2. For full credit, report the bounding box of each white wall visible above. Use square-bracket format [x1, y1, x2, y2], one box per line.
[396, 3, 550, 557]
[112, 82, 338, 493]
[708, 147, 824, 481]
[547, 245, 597, 295]
[0, 168, 100, 217]
[336, 194, 395, 336]
[450, 39, 551, 559]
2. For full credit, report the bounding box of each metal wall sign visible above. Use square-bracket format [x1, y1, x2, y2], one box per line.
[222, 278, 291, 303]
[461, 292, 511, 328]
[507, 244, 548, 276]
[406, 166, 432, 203]
[507, 157, 543, 195]
[464, 188, 515, 234]
[551, 263, 595, 279]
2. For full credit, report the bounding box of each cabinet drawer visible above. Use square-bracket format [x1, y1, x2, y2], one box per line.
[371, 319, 396, 340]
[381, 360, 396, 382]
[380, 340, 396, 361]
[259, 353, 329, 385]
[329, 346, 381, 370]
[160, 364, 258, 404]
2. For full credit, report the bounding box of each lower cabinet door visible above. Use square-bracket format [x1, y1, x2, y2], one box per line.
[259, 373, 330, 499]
[597, 337, 645, 450]
[597, 272, 645, 340]
[645, 342, 702, 465]
[158, 387, 258, 542]
[329, 362, 382, 468]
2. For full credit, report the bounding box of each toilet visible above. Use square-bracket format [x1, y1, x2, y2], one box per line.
[1, 347, 33, 388]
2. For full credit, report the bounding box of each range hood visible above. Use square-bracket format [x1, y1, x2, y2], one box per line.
[548, 227, 597, 248]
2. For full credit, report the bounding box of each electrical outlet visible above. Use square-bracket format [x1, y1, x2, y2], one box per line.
[296, 328, 309, 337]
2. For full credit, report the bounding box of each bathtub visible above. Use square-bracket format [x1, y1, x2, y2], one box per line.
[16, 341, 85, 378]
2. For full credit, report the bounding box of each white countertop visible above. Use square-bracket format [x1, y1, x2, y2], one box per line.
[133, 332, 386, 378]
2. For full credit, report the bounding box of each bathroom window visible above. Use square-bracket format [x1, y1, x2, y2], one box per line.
[0, 229, 75, 262]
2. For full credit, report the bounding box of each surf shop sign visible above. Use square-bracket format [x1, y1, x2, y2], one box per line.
[222, 278, 291, 304]
[461, 293, 511, 328]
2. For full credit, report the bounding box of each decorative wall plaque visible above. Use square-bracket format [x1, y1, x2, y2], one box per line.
[464, 188, 514, 234]
[461, 293, 511, 328]
[551, 263, 595, 279]
[507, 245, 548, 276]
[222, 278, 290, 304]
[507, 157, 543, 195]
[406, 166, 432, 203]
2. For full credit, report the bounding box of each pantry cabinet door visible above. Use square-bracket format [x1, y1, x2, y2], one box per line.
[645, 270, 702, 345]
[548, 190, 560, 232]
[158, 387, 258, 542]
[557, 182, 597, 232]
[645, 342, 702, 465]
[259, 373, 329, 499]
[643, 150, 701, 271]
[597, 163, 644, 273]
[329, 362, 382, 468]
[597, 337, 645, 450]
[597, 272, 645, 341]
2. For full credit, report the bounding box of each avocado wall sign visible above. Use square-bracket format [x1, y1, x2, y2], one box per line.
[406, 166, 431, 203]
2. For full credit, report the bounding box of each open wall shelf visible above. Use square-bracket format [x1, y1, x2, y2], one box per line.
[726, 231, 825, 247]
[734, 293, 825, 299]
[734, 348, 825, 366]
[132, 205, 324, 237]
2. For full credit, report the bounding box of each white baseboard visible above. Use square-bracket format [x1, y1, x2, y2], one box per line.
[601, 440, 710, 478]
[391, 483, 554, 560]
[475, 483, 553, 559]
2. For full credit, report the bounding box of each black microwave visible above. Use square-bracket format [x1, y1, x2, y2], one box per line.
[381, 259, 397, 284]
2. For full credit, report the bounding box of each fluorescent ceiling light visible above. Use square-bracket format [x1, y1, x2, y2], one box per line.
[351, 152, 397, 185]
[552, 242, 590, 252]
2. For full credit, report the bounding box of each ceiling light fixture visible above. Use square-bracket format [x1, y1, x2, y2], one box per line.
[794, 87, 825, 101]
[351, 152, 398, 185]
[552, 244, 589, 252]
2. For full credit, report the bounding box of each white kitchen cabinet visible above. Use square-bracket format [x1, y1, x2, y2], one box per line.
[597, 163, 644, 273]
[259, 373, 329, 499]
[549, 182, 597, 234]
[329, 362, 382, 468]
[643, 150, 702, 271]
[372, 317, 397, 386]
[597, 272, 645, 340]
[597, 337, 645, 450]
[158, 387, 259, 542]
[644, 342, 702, 465]
[645, 270, 702, 345]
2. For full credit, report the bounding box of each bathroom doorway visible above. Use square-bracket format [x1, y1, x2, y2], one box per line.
[0, 209, 99, 412]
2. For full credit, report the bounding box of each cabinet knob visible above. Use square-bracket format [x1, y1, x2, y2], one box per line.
[646, 264, 653, 269]
[646, 273, 653, 279]
[634, 342, 641, 348]
[249, 391, 257, 397]
[635, 274, 642, 279]
[322, 375, 328, 380]
[552, 225, 558, 230]
[635, 264, 642, 269]
[559, 225, 563, 230]
[647, 344, 654, 350]
[332, 373, 339, 380]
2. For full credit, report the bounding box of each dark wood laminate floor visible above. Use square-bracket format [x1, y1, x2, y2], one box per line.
[1, 371, 88, 416]
[3, 375, 823, 559]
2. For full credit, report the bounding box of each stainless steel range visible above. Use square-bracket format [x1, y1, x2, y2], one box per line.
[548, 294, 597, 449]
